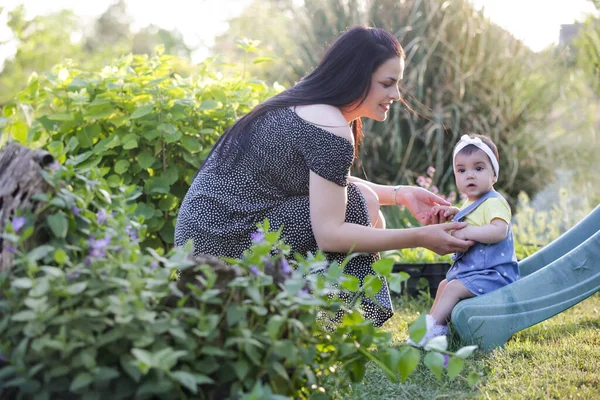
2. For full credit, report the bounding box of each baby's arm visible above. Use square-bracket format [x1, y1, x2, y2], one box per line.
[451, 218, 508, 244]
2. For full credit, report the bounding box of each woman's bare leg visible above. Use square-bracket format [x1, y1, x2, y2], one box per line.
[430, 279, 475, 325]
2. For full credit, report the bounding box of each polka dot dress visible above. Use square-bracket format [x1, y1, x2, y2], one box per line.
[175, 107, 393, 327]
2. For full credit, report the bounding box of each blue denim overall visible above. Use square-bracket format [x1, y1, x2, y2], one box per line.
[446, 190, 520, 295]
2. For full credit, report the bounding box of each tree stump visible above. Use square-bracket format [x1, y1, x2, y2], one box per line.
[0, 142, 57, 273]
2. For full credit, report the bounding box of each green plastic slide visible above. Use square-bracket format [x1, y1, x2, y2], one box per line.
[451, 205, 600, 350]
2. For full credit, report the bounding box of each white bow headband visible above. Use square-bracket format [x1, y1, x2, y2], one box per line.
[453, 135, 499, 178]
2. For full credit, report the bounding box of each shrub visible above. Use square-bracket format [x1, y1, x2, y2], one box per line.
[0, 156, 478, 399]
[1, 48, 280, 250]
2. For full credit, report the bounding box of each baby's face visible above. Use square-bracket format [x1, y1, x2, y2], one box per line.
[453, 149, 496, 201]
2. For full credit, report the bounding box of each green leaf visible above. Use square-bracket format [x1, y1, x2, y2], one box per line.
[408, 314, 426, 343]
[48, 114, 74, 121]
[28, 245, 54, 262]
[114, 160, 131, 174]
[266, 316, 285, 339]
[455, 345, 478, 359]
[9, 121, 28, 142]
[130, 105, 154, 119]
[46, 213, 68, 238]
[77, 125, 102, 149]
[67, 282, 87, 295]
[12, 278, 33, 289]
[137, 151, 156, 169]
[363, 275, 383, 297]
[424, 335, 448, 352]
[41, 266, 64, 278]
[180, 135, 202, 153]
[424, 352, 445, 380]
[199, 100, 219, 111]
[158, 123, 182, 143]
[271, 361, 289, 381]
[347, 359, 366, 382]
[171, 371, 198, 394]
[253, 57, 276, 64]
[69, 372, 93, 392]
[388, 272, 409, 293]
[226, 305, 245, 327]
[234, 360, 250, 380]
[86, 103, 115, 120]
[372, 258, 394, 275]
[339, 274, 360, 291]
[446, 356, 464, 380]
[131, 348, 153, 367]
[398, 347, 420, 382]
[11, 310, 37, 321]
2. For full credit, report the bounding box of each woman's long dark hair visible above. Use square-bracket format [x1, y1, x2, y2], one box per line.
[199, 26, 405, 172]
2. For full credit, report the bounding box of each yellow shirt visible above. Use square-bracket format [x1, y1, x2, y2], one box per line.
[461, 197, 511, 227]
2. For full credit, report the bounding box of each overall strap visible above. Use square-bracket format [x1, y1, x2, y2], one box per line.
[453, 190, 500, 222]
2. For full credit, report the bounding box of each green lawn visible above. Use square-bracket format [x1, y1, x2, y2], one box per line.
[327, 292, 600, 399]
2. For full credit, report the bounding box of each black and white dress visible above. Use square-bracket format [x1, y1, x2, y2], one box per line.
[174, 107, 393, 326]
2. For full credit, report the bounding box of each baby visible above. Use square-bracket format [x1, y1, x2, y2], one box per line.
[408, 134, 520, 346]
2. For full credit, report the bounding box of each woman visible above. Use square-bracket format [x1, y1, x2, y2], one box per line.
[175, 26, 473, 326]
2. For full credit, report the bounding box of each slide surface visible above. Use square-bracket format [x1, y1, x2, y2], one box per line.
[451, 205, 600, 350]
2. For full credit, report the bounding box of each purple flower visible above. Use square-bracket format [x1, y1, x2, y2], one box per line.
[11, 217, 26, 233]
[72, 207, 80, 216]
[250, 231, 264, 243]
[150, 260, 159, 270]
[126, 225, 139, 242]
[431, 186, 439, 194]
[427, 166, 436, 177]
[96, 209, 108, 224]
[66, 272, 80, 280]
[281, 258, 292, 275]
[298, 289, 309, 296]
[0, 354, 6, 362]
[6, 246, 17, 254]
[416, 176, 427, 187]
[249, 266, 260, 276]
[443, 354, 450, 368]
[88, 236, 111, 259]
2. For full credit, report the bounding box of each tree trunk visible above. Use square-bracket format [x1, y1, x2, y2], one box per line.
[0, 142, 57, 273]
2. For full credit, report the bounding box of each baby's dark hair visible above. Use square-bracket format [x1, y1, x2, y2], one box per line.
[454, 133, 500, 163]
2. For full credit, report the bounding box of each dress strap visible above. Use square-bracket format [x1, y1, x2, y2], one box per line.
[453, 190, 500, 222]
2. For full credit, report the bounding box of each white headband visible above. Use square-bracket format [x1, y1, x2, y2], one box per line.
[453, 135, 499, 178]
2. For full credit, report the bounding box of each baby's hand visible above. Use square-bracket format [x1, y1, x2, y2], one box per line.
[431, 205, 460, 221]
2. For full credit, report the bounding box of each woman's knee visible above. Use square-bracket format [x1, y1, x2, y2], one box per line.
[353, 182, 383, 227]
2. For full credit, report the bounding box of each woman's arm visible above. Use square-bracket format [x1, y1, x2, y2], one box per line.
[311, 172, 473, 254]
[348, 176, 451, 225]
[452, 219, 508, 244]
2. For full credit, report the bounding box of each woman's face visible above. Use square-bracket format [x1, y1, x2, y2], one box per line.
[344, 56, 404, 122]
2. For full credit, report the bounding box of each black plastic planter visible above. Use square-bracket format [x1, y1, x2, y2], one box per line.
[393, 262, 451, 298]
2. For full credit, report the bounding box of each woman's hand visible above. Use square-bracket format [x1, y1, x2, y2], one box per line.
[397, 186, 450, 225]
[419, 222, 474, 255]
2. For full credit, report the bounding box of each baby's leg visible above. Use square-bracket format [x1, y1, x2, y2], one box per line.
[429, 279, 448, 316]
[430, 279, 474, 325]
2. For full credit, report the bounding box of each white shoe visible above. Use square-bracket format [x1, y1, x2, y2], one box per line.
[406, 315, 449, 348]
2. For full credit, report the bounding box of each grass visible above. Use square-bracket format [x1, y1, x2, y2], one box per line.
[327, 291, 600, 400]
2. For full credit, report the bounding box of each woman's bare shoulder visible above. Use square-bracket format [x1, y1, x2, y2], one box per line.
[292, 104, 352, 141]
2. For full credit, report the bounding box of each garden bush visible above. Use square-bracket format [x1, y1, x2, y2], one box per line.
[0, 153, 479, 399]
[0, 47, 279, 251]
